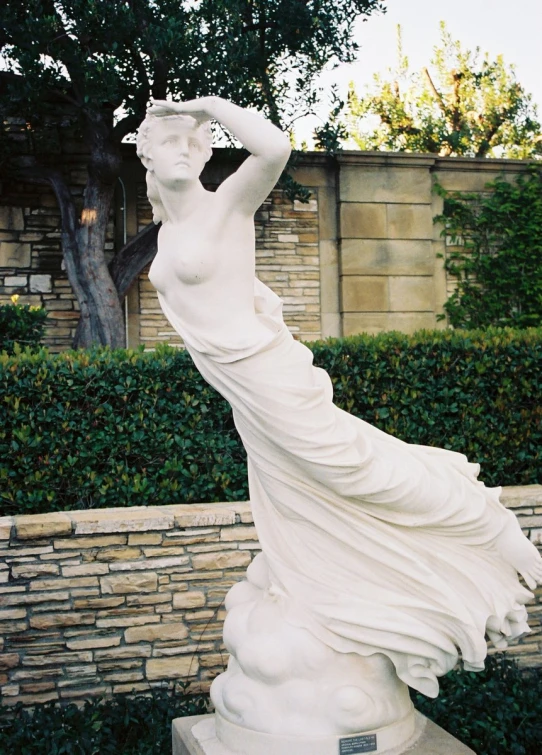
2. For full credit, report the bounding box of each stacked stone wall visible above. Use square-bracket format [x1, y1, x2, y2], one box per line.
[0, 502, 259, 706]
[0, 156, 116, 351]
[0, 487, 541, 707]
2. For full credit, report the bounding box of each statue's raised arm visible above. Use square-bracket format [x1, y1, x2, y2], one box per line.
[147, 96, 291, 216]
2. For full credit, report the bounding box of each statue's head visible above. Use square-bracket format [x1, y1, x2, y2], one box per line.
[136, 114, 213, 223]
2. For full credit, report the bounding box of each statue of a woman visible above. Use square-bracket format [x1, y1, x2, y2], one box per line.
[138, 97, 542, 752]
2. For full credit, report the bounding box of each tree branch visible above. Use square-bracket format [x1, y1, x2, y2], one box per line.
[475, 110, 508, 157]
[112, 112, 144, 143]
[152, 58, 168, 100]
[422, 67, 446, 114]
[39, 0, 86, 102]
[256, 5, 281, 126]
[450, 70, 463, 132]
[108, 222, 159, 298]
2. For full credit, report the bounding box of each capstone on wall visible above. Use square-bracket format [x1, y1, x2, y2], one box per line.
[0, 486, 541, 708]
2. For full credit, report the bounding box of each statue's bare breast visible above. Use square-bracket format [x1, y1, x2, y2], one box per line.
[150, 210, 257, 331]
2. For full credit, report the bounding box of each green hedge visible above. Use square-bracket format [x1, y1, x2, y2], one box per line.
[0, 687, 208, 755]
[0, 345, 248, 514]
[412, 655, 542, 755]
[0, 297, 48, 355]
[310, 327, 541, 487]
[1, 327, 540, 515]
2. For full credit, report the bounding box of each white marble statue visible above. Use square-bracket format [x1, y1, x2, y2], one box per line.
[137, 97, 542, 754]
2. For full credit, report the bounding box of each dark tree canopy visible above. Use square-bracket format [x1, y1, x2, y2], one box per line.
[0, 0, 384, 347]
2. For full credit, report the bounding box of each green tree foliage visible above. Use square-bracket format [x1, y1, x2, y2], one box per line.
[436, 167, 542, 328]
[0, 0, 384, 348]
[347, 23, 542, 158]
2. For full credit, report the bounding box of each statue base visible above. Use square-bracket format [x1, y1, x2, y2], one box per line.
[172, 712, 475, 755]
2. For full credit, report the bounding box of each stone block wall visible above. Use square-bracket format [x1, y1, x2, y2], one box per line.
[336, 153, 529, 336]
[0, 486, 541, 707]
[339, 153, 440, 336]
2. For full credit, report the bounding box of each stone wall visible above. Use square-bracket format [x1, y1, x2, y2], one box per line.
[335, 153, 528, 336]
[0, 501, 259, 706]
[0, 486, 541, 707]
[0, 188, 81, 351]
[0, 148, 116, 351]
[0, 149, 532, 350]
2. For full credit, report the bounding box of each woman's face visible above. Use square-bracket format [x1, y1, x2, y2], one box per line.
[149, 118, 208, 186]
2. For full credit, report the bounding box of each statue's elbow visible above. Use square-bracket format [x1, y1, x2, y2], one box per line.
[270, 136, 292, 165]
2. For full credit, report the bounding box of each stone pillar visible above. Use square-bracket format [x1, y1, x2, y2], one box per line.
[337, 152, 444, 336]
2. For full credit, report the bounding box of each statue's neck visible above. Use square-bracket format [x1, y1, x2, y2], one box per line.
[157, 179, 208, 224]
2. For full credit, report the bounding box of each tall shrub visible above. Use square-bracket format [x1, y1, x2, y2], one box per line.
[435, 167, 542, 329]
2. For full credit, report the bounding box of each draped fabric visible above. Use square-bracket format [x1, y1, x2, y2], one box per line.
[157, 279, 531, 696]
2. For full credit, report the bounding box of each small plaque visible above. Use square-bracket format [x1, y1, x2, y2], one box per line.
[339, 733, 377, 754]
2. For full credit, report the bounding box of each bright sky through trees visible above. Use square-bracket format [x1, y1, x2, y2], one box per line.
[298, 0, 542, 147]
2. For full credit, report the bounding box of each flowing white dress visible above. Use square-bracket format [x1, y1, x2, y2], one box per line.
[157, 277, 532, 696]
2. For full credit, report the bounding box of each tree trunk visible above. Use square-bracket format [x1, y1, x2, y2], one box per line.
[72, 173, 126, 348]
[9, 164, 122, 347]
[14, 154, 155, 349]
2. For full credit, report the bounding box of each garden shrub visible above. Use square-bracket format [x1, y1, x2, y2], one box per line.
[310, 327, 541, 489]
[0, 344, 248, 514]
[0, 687, 208, 755]
[435, 166, 542, 329]
[0, 327, 540, 515]
[0, 295, 47, 355]
[412, 655, 542, 755]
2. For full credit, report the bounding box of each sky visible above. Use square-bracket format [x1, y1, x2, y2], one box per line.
[296, 0, 542, 145]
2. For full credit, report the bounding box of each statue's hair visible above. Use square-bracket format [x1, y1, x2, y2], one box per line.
[136, 113, 213, 224]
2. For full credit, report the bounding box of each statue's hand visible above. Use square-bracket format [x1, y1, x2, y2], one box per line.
[147, 98, 214, 125]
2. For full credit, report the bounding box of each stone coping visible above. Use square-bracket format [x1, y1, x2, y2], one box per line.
[1, 486, 540, 544]
[120, 143, 535, 170]
[0, 501, 253, 542]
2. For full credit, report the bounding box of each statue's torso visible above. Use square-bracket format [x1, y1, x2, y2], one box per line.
[149, 193, 280, 353]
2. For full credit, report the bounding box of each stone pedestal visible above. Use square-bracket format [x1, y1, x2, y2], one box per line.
[172, 713, 476, 755]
